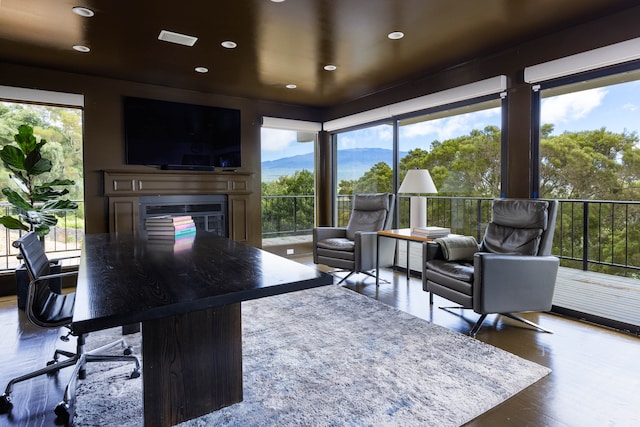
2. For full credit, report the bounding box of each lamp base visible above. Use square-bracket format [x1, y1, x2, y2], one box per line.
[409, 196, 426, 229]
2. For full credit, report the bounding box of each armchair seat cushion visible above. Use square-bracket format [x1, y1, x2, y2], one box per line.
[316, 238, 354, 252]
[426, 259, 474, 283]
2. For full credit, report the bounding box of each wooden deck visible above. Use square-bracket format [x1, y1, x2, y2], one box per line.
[554, 267, 640, 330]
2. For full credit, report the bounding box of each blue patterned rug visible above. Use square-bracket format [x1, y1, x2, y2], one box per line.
[75, 285, 550, 426]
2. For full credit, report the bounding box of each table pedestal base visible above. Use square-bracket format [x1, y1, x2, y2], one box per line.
[142, 303, 243, 426]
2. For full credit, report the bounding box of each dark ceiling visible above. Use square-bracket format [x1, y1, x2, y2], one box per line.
[0, 0, 637, 107]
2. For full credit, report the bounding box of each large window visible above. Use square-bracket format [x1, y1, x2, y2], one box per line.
[261, 126, 317, 242]
[331, 98, 503, 227]
[538, 70, 640, 201]
[397, 99, 503, 227]
[536, 68, 640, 277]
[0, 100, 84, 269]
[334, 123, 393, 226]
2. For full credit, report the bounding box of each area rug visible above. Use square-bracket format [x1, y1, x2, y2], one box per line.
[74, 285, 550, 426]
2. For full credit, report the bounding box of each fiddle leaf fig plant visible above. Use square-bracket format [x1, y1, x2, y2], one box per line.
[0, 124, 78, 237]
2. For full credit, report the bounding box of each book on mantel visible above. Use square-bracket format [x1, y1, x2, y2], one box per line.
[411, 226, 451, 238]
[146, 215, 197, 239]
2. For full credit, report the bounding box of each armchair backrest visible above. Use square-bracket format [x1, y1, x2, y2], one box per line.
[480, 199, 558, 256]
[345, 193, 395, 240]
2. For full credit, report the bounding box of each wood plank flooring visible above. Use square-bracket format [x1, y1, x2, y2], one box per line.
[1, 260, 639, 426]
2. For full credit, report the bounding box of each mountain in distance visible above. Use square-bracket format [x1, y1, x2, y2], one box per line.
[262, 148, 406, 183]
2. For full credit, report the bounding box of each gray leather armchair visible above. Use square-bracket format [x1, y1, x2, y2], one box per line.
[314, 193, 396, 284]
[422, 199, 559, 336]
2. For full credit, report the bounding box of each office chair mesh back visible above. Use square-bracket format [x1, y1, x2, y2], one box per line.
[13, 232, 75, 328]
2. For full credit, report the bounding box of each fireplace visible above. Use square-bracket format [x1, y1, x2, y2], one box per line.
[139, 194, 227, 237]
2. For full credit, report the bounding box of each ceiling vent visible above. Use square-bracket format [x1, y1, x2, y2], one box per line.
[158, 30, 198, 47]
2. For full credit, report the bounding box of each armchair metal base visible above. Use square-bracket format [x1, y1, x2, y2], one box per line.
[329, 269, 389, 285]
[437, 306, 554, 337]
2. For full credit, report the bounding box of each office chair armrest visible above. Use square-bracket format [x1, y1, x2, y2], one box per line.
[48, 254, 81, 264]
[473, 253, 559, 313]
[33, 270, 79, 283]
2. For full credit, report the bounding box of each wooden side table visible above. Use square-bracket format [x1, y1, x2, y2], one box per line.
[375, 229, 437, 286]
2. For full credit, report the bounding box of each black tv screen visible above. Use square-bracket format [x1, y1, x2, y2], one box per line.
[123, 97, 241, 169]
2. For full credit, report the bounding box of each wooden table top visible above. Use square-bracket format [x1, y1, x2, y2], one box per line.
[72, 232, 333, 334]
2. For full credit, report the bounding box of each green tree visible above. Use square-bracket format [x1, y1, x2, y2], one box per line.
[262, 170, 314, 236]
[398, 125, 502, 197]
[540, 127, 639, 199]
[352, 162, 393, 193]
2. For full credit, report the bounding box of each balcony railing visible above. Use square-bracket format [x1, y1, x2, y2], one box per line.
[2, 196, 633, 278]
[0, 201, 84, 271]
[336, 195, 640, 278]
[422, 197, 640, 278]
[262, 195, 315, 238]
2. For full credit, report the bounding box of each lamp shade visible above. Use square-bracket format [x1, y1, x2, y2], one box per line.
[398, 169, 438, 194]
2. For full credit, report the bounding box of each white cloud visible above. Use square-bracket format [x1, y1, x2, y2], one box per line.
[541, 88, 607, 125]
[337, 124, 394, 149]
[622, 103, 638, 112]
[399, 108, 500, 142]
[261, 128, 297, 152]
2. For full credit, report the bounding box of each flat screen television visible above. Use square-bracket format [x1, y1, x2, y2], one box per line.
[123, 96, 241, 169]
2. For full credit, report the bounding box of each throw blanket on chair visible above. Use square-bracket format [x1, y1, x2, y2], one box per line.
[435, 235, 479, 261]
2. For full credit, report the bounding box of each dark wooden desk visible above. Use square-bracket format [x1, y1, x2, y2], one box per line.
[72, 233, 332, 426]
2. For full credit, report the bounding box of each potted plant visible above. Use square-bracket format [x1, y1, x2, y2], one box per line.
[0, 124, 78, 308]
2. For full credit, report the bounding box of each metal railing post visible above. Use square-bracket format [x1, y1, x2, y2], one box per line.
[583, 201, 589, 271]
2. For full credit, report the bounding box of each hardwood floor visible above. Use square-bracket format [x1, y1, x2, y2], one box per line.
[1, 260, 639, 426]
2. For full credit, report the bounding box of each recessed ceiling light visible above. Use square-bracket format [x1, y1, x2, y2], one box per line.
[221, 41, 238, 49]
[72, 45, 90, 53]
[271, 0, 286, 2]
[158, 30, 198, 47]
[388, 31, 404, 40]
[324, 65, 337, 71]
[286, 84, 297, 89]
[72, 6, 94, 17]
[195, 67, 209, 73]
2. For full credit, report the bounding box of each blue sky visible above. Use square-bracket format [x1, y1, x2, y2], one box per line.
[541, 80, 640, 136]
[261, 78, 640, 162]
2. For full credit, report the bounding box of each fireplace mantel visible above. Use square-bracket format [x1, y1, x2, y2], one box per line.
[103, 170, 254, 242]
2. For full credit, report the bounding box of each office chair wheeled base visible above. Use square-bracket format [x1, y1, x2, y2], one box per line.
[0, 333, 140, 421]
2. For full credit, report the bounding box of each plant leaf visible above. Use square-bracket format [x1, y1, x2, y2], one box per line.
[42, 179, 76, 187]
[35, 225, 51, 237]
[15, 125, 38, 153]
[42, 199, 78, 211]
[2, 188, 31, 210]
[0, 145, 26, 170]
[0, 216, 29, 231]
[24, 150, 52, 175]
[26, 211, 58, 226]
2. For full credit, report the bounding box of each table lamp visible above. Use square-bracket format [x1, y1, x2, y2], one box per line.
[398, 169, 438, 229]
